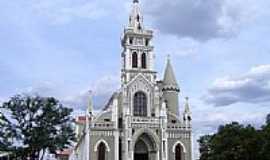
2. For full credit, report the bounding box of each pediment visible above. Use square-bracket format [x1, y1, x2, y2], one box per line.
[127, 73, 154, 93]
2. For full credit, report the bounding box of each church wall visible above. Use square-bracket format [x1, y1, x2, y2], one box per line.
[74, 135, 87, 160]
[163, 92, 179, 116]
[167, 131, 192, 160]
[90, 131, 116, 160]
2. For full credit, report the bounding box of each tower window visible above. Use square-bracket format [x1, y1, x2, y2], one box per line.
[136, 15, 140, 22]
[133, 92, 147, 117]
[138, 23, 141, 30]
[132, 52, 138, 68]
[145, 39, 149, 46]
[129, 37, 133, 45]
[141, 53, 147, 69]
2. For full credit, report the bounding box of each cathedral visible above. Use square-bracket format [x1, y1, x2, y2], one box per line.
[70, 1, 192, 160]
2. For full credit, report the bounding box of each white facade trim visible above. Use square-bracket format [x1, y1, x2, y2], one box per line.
[131, 128, 160, 151]
[126, 73, 154, 87]
[172, 141, 187, 153]
[94, 139, 111, 152]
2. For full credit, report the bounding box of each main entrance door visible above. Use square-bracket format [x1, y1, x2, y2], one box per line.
[134, 133, 157, 160]
[134, 153, 148, 160]
[134, 139, 148, 160]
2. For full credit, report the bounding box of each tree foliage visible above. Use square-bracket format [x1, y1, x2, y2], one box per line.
[198, 135, 212, 160]
[261, 113, 270, 159]
[0, 95, 75, 159]
[198, 115, 270, 160]
[267, 113, 270, 125]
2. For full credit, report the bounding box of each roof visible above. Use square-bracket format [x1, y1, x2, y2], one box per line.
[56, 149, 72, 156]
[103, 92, 118, 111]
[163, 57, 179, 88]
[75, 116, 87, 125]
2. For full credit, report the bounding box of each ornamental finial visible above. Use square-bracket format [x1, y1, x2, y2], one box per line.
[167, 54, 171, 60]
[184, 97, 190, 113]
[87, 90, 93, 115]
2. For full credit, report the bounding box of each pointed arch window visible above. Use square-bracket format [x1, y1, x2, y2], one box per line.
[98, 142, 106, 160]
[132, 52, 138, 68]
[133, 92, 147, 117]
[129, 37, 134, 45]
[136, 15, 140, 22]
[141, 53, 147, 69]
[145, 39, 149, 46]
[175, 144, 182, 160]
[138, 23, 142, 30]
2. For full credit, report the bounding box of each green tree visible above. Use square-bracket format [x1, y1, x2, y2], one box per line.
[266, 113, 270, 125]
[0, 95, 75, 160]
[198, 135, 212, 160]
[198, 122, 263, 160]
[261, 114, 270, 159]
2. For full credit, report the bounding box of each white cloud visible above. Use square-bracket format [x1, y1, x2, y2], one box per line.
[26, 0, 129, 25]
[144, 0, 259, 41]
[32, 0, 108, 25]
[204, 64, 270, 106]
[63, 75, 120, 111]
[0, 97, 5, 106]
[154, 34, 199, 58]
[9, 74, 119, 112]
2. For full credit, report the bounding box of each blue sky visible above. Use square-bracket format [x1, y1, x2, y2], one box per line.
[1, 0, 270, 159]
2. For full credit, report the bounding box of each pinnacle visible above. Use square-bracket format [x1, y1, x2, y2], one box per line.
[184, 97, 190, 113]
[163, 56, 179, 88]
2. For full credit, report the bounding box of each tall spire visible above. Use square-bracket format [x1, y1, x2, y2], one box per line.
[87, 90, 93, 116]
[163, 55, 179, 91]
[129, 0, 143, 30]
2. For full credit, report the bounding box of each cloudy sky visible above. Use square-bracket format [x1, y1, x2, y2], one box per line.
[0, 0, 270, 159]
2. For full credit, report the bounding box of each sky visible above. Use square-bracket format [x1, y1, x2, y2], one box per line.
[0, 0, 270, 159]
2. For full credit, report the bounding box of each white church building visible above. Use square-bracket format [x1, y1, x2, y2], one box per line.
[70, 1, 193, 160]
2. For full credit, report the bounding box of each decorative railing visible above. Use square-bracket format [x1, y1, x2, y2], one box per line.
[167, 124, 191, 130]
[124, 28, 153, 35]
[131, 116, 160, 124]
[131, 116, 160, 128]
[92, 122, 115, 129]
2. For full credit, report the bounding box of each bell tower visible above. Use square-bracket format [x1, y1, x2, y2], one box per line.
[121, 0, 156, 85]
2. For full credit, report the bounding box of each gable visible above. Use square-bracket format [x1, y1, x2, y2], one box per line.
[127, 73, 154, 93]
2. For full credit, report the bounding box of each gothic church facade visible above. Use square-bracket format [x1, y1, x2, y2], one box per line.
[70, 1, 192, 160]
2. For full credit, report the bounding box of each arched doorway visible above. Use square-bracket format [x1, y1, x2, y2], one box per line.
[175, 144, 183, 160]
[134, 139, 148, 160]
[97, 142, 106, 160]
[134, 133, 157, 160]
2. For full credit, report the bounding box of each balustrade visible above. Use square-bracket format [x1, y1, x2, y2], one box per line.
[92, 122, 115, 129]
